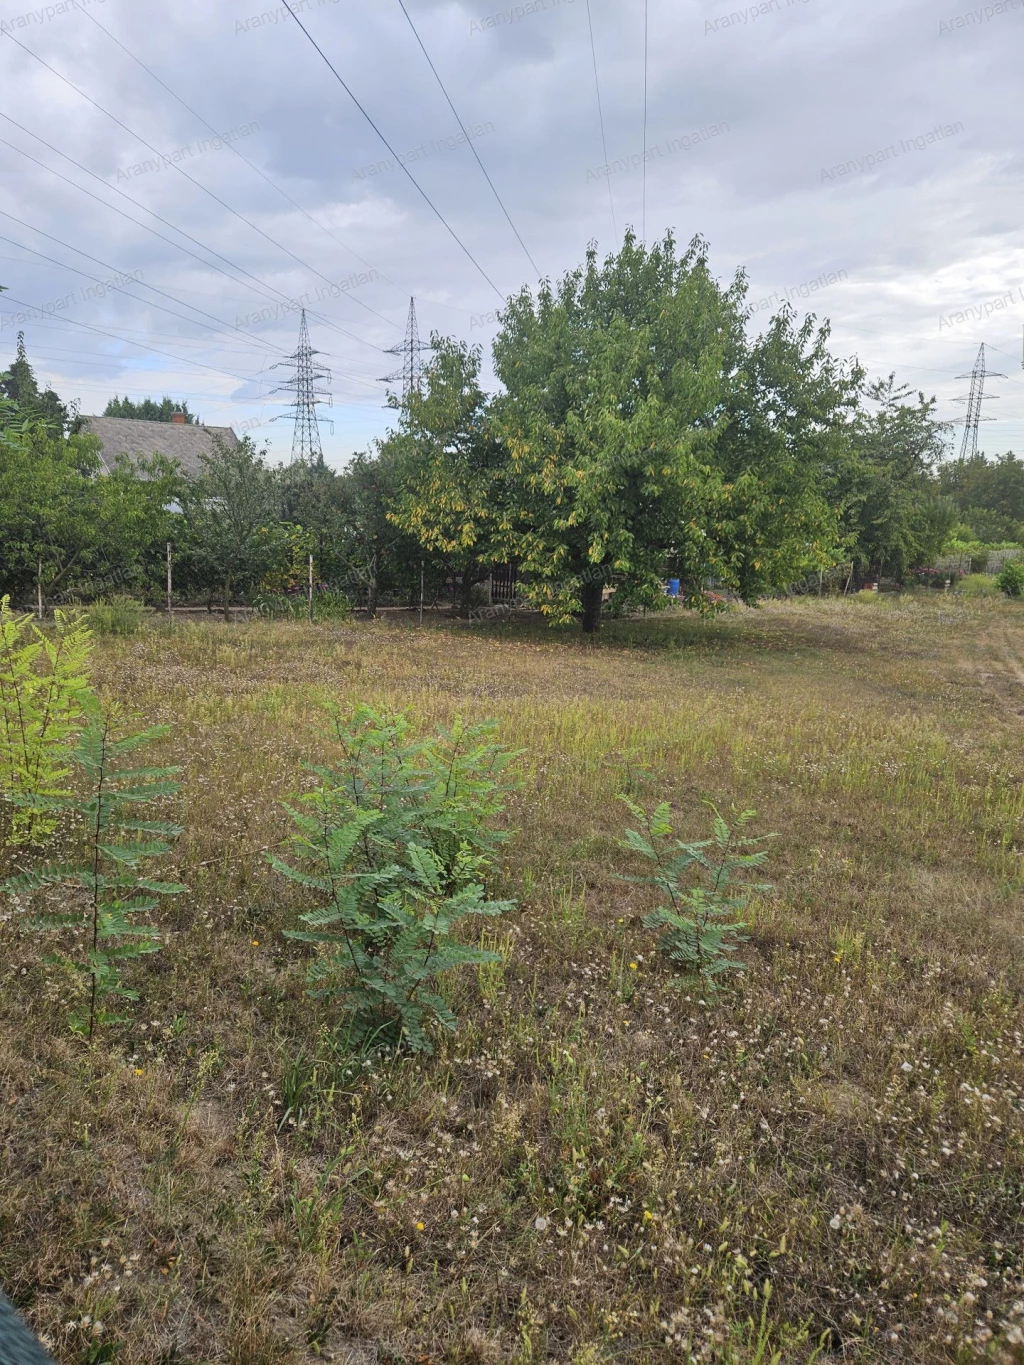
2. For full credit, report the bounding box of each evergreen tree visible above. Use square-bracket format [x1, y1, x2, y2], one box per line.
[0, 332, 69, 432]
[103, 394, 198, 424]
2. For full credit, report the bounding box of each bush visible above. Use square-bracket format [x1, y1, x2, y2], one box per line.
[252, 589, 352, 622]
[272, 705, 519, 1051]
[997, 559, 1024, 598]
[87, 596, 148, 636]
[619, 799, 772, 988]
[956, 573, 999, 598]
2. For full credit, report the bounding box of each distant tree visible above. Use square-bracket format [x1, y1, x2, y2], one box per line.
[0, 422, 179, 607]
[938, 451, 1024, 542]
[278, 458, 352, 586]
[836, 377, 956, 578]
[0, 332, 69, 432]
[104, 394, 198, 424]
[383, 337, 509, 616]
[335, 451, 432, 615]
[177, 437, 284, 617]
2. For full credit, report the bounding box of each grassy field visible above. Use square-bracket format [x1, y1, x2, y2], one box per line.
[3, 595, 1024, 1364]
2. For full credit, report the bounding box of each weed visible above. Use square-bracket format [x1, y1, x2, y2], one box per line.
[272, 705, 517, 1050]
[997, 558, 1024, 597]
[0, 594, 92, 844]
[620, 798, 772, 986]
[3, 697, 185, 1038]
[86, 596, 148, 637]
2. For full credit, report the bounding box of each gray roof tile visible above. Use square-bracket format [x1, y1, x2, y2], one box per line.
[80, 416, 239, 478]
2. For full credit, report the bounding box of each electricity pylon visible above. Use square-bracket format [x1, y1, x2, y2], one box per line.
[380, 297, 432, 400]
[271, 309, 331, 463]
[953, 343, 1005, 460]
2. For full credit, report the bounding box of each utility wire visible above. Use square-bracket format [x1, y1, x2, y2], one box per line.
[394, 0, 539, 279]
[0, 120, 308, 327]
[0, 29, 387, 351]
[0, 291, 261, 384]
[0, 125, 381, 357]
[584, 0, 617, 242]
[0, 211, 281, 356]
[278, 0, 505, 302]
[76, 6, 401, 334]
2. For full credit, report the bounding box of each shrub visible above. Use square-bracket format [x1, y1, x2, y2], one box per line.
[997, 558, 1024, 598]
[315, 589, 353, 622]
[3, 698, 185, 1038]
[0, 596, 93, 844]
[619, 799, 772, 987]
[252, 589, 352, 622]
[87, 595, 148, 636]
[956, 573, 999, 599]
[272, 705, 518, 1051]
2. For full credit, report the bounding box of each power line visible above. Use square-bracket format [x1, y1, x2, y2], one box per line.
[0, 212, 282, 356]
[0, 305, 384, 389]
[0, 120, 301, 325]
[0, 117, 378, 352]
[394, 0, 539, 280]
[584, 0, 617, 242]
[76, 6, 402, 335]
[278, 0, 505, 303]
[0, 29, 388, 352]
[0, 291, 262, 384]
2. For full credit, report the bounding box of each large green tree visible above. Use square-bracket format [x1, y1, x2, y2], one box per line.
[491, 232, 857, 631]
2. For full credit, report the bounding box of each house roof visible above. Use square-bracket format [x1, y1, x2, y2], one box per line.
[80, 416, 239, 477]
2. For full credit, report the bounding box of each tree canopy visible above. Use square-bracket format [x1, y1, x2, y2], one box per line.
[103, 395, 198, 424]
[0, 332, 70, 432]
[0, 242, 1004, 626]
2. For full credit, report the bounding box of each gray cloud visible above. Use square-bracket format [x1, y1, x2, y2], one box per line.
[0, 0, 1021, 465]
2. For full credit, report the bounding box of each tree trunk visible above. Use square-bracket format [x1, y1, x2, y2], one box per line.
[222, 576, 232, 622]
[581, 577, 603, 635]
[457, 563, 478, 619]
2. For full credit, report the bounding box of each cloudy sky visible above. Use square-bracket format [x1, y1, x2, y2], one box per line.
[1, 0, 1022, 467]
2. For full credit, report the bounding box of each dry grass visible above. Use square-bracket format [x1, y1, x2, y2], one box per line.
[3, 594, 1024, 1363]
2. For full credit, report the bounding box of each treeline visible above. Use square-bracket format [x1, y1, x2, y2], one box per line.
[1, 234, 1013, 630]
[938, 451, 1024, 544]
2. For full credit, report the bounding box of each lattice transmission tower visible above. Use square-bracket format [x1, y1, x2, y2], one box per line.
[953, 342, 1005, 460]
[380, 297, 432, 400]
[271, 309, 331, 463]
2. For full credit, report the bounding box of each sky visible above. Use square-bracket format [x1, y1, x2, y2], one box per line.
[1, 0, 1022, 469]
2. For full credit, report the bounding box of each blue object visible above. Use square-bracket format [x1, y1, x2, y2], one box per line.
[667, 578, 680, 597]
[0, 1291, 56, 1365]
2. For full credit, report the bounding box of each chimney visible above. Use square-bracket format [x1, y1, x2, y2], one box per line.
[171, 412, 186, 425]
